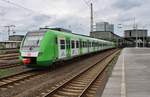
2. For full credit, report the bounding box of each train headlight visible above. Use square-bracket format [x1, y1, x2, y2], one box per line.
[23, 58, 31, 64]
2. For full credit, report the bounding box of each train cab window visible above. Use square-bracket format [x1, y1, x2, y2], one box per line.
[76, 41, 79, 48]
[71, 40, 75, 48]
[60, 40, 65, 49]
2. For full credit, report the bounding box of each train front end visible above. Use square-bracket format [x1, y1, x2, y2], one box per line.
[19, 31, 45, 67]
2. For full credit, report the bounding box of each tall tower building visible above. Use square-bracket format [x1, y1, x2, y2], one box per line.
[95, 22, 114, 33]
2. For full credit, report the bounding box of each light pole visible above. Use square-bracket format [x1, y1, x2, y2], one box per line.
[142, 25, 148, 48]
[90, 2, 94, 32]
[4, 25, 15, 40]
[142, 28, 145, 47]
[135, 24, 138, 48]
[117, 24, 123, 47]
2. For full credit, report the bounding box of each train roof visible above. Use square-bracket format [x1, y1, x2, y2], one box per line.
[28, 28, 114, 44]
[48, 29, 113, 43]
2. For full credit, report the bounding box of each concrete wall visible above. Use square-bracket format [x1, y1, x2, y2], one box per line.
[9, 35, 24, 41]
[95, 22, 114, 33]
[90, 31, 112, 40]
[90, 31, 122, 41]
[0, 41, 21, 49]
[90, 31, 134, 47]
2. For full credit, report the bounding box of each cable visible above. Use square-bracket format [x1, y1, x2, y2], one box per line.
[82, 0, 90, 8]
[0, 0, 51, 17]
[0, 0, 35, 13]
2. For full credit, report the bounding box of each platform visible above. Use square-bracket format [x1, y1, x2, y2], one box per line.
[102, 48, 150, 97]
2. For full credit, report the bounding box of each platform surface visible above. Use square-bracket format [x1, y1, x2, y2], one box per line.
[102, 48, 150, 97]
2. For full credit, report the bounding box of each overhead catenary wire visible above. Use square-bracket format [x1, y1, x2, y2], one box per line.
[83, 0, 91, 8]
[0, 0, 35, 13]
[0, 0, 51, 17]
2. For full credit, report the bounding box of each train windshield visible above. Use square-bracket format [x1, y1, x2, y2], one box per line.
[23, 36, 43, 47]
[21, 32, 45, 50]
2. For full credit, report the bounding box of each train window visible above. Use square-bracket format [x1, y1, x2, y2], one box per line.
[93, 42, 95, 47]
[71, 40, 75, 48]
[55, 37, 58, 44]
[90, 42, 91, 47]
[23, 35, 43, 47]
[83, 41, 85, 48]
[76, 41, 79, 48]
[60, 40, 65, 44]
[80, 41, 82, 48]
[88, 42, 90, 47]
[66, 40, 70, 48]
[85, 42, 87, 47]
[96, 42, 98, 47]
[66, 40, 67, 48]
[92, 42, 94, 47]
[99, 43, 102, 46]
[60, 40, 65, 49]
[61, 45, 65, 49]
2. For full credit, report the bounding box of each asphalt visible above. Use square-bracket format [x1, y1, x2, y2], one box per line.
[102, 48, 150, 97]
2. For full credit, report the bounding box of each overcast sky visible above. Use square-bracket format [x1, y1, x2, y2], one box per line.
[0, 0, 150, 40]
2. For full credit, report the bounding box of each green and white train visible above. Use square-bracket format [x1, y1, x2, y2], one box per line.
[19, 28, 116, 68]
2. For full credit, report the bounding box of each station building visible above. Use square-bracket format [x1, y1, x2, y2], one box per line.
[90, 22, 134, 47]
[90, 31, 134, 47]
[0, 35, 24, 49]
[9, 35, 24, 41]
[124, 29, 148, 47]
[0, 41, 21, 49]
[95, 22, 114, 33]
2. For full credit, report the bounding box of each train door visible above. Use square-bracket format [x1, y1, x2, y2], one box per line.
[83, 40, 88, 54]
[71, 39, 79, 56]
[58, 38, 66, 59]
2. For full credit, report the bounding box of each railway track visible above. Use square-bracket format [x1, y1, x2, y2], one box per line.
[0, 56, 19, 60]
[0, 63, 21, 69]
[0, 53, 18, 58]
[36, 49, 120, 97]
[0, 51, 120, 97]
[0, 70, 47, 90]
[0, 59, 20, 69]
[0, 49, 19, 54]
[0, 53, 20, 69]
[0, 53, 19, 60]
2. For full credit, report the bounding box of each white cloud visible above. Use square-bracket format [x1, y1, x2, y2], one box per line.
[0, 0, 150, 39]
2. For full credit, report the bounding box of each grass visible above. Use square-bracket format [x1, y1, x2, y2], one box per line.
[0, 68, 18, 78]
